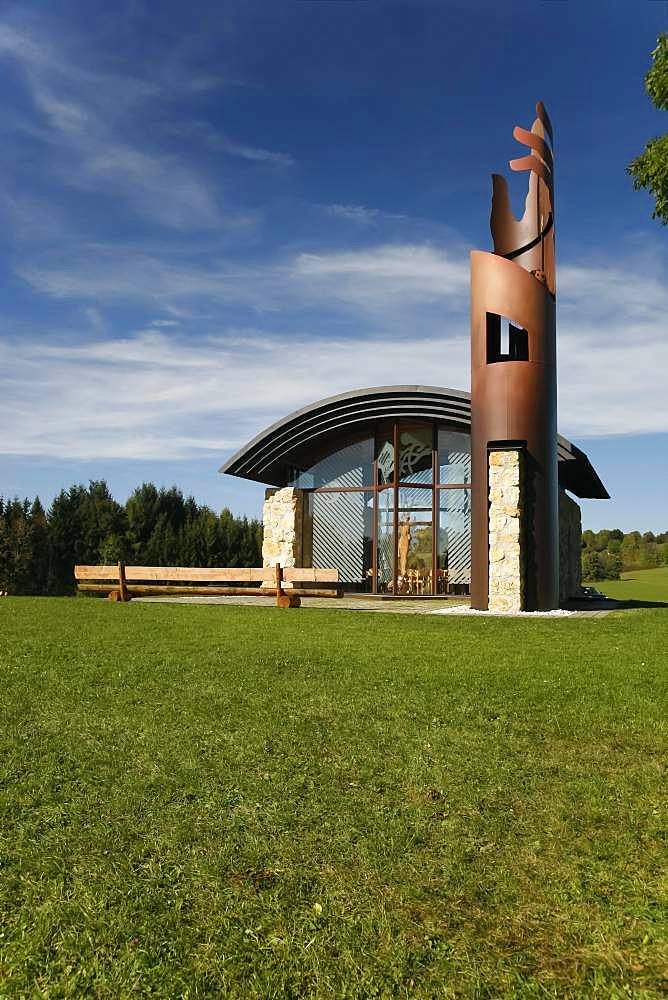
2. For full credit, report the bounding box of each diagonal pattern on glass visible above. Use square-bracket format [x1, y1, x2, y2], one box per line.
[438, 488, 471, 592]
[312, 491, 373, 587]
[438, 428, 471, 485]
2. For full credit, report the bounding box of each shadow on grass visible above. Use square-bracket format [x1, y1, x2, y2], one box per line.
[612, 599, 668, 609]
[565, 597, 668, 611]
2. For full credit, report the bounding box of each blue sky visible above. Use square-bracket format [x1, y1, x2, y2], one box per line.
[0, 0, 666, 532]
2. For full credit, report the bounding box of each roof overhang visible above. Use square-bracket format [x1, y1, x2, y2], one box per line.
[220, 385, 609, 499]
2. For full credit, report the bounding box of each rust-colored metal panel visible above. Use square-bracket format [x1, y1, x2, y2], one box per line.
[471, 102, 559, 611]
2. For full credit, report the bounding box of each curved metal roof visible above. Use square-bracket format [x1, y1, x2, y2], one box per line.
[220, 384, 608, 499]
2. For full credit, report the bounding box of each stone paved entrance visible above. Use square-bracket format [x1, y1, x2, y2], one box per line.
[135, 595, 616, 617]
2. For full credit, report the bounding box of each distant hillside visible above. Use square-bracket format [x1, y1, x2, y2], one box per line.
[582, 529, 668, 581]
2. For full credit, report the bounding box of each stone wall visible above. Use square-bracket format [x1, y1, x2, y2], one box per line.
[488, 449, 525, 612]
[559, 489, 582, 603]
[262, 487, 304, 571]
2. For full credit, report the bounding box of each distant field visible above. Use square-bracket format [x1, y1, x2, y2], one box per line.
[590, 565, 668, 605]
[0, 598, 666, 998]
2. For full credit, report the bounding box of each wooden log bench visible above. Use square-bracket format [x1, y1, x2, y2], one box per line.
[74, 563, 341, 608]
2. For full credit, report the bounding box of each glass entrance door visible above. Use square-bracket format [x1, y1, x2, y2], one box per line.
[396, 487, 433, 595]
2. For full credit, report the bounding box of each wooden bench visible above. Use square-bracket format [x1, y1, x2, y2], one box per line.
[74, 563, 341, 608]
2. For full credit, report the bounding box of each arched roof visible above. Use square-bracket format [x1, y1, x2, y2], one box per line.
[220, 384, 608, 499]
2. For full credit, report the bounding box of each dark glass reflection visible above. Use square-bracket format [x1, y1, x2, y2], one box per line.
[398, 424, 433, 484]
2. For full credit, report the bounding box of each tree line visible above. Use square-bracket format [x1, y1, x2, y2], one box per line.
[2, 483, 665, 592]
[0, 481, 262, 596]
[582, 528, 668, 582]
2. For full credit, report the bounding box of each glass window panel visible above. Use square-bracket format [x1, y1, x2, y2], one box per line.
[376, 488, 394, 592]
[437, 488, 471, 594]
[376, 424, 395, 485]
[438, 429, 471, 485]
[398, 424, 433, 484]
[397, 487, 433, 594]
[289, 435, 374, 489]
[311, 491, 374, 589]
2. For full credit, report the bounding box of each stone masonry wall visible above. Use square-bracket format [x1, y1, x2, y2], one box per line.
[559, 488, 582, 603]
[262, 487, 304, 572]
[488, 449, 525, 612]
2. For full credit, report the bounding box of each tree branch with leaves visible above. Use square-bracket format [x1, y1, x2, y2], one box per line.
[627, 33, 668, 224]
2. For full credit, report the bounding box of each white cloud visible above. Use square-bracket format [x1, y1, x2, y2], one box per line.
[177, 120, 295, 166]
[79, 145, 221, 230]
[557, 324, 668, 437]
[216, 136, 294, 167]
[0, 329, 470, 461]
[17, 242, 471, 326]
[17, 249, 284, 307]
[555, 257, 668, 435]
[294, 244, 469, 308]
[1, 263, 667, 467]
[5, 232, 668, 461]
[326, 204, 381, 224]
[0, 22, 226, 230]
[559, 263, 668, 330]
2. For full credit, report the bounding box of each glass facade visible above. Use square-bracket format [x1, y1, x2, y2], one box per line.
[437, 488, 471, 594]
[438, 428, 471, 485]
[297, 421, 471, 594]
[376, 424, 395, 485]
[309, 492, 373, 586]
[289, 434, 374, 489]
[376, 488, 394, 592]
[398, 425, 433, 484]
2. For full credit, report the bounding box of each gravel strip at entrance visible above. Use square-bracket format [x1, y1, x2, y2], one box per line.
[134, 595, 615, 616]
[430, 606, 575, 617]
[135, 595, 466, 614]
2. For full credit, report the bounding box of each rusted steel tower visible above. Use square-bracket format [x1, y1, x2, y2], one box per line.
[470, 101, 558, 610]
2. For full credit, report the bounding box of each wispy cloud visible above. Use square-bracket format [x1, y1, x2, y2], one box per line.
[220, 137, 294, 166]
[17, 242, 471, 328]
[1, 244, 667, 466]
[294, 244, 469, 306]
[13, 232, 668, 443]
[326, 203, 380, 224]
[559, 263, 668, 329]
[0, 329, 470, 461]
[165, 119, 294, 167]
[16, 248, 286, 309]
[0, 22, 239, 230]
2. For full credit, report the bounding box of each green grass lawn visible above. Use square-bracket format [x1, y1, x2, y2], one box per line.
[0, 599, 666, 999]
[593, 566, 668, 606]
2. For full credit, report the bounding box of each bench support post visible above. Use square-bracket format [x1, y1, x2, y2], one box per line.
[108, 560, 131, 602]
[275, 563, 300, 609]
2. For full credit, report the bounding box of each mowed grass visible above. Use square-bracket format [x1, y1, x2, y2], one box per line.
[595, 566, 668, 606]
[0, 599, 666, 999]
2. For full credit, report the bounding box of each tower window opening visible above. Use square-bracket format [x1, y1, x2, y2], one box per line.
[486, 312, 529, 363]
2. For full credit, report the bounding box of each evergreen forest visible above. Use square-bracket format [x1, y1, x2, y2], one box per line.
[0, 481, 262, 596]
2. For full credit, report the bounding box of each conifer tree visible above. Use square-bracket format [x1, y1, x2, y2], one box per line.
[27, 498, 50, 595]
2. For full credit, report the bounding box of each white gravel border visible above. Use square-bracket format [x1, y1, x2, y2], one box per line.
[429, 606, 575, 618]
